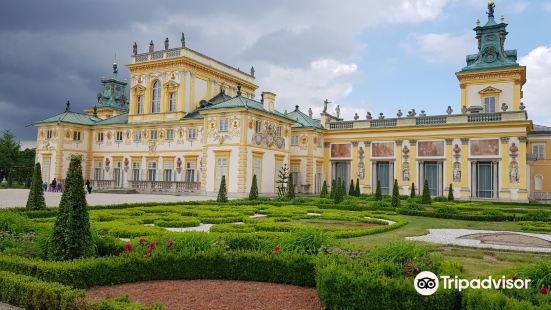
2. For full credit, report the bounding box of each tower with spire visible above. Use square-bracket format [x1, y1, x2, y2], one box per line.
[456, 0, 526, 114]
[84, 62, 128, 119]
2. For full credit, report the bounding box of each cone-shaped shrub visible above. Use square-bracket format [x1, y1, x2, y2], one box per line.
[391, 179, 400, 208]
[355, 178, 360, 196]
[320, 180, 328, 198]
[374, 180, 382, 201]
[334, 177, 344, 204]
[48, 157, 94, 260]
[330, 179, 336, 199]
[287, 173, 295, 199]
[422, 179, 432, 205]
[410, 182, 416, 198]
[249, 174, 259, 200]
[349, 179, 355, 196]
[26, 163, 46, 210]
[448, 183, 454, 201]
[217, 175, 228, 202]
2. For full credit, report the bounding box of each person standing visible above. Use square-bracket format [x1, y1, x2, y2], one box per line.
[85, 179, 92, 194]
[51, 178, 57, 192]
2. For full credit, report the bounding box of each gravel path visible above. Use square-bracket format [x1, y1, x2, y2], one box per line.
[0, 189, 213, 209]
[87, 280, 322, 310]
[407, 229, 551, 253]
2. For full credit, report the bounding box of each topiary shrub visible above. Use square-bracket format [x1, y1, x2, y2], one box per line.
[334, 178, 344, 204]
[320, 180, 328, 198]
[349, 179, 355, 196]
[330, 179, 336, 199]
[410, 182, 416, 198]
[421, 179, 431, 205]
[217, 175, 228, 202]
[286, 173, 295, 199]
[391, 179, 400, 208]
[375, 180, 382, 201]
[48, 156, 95, 260]
[249, 174, 259, 200]
[447, 184, 454, 201]
[355, 178, 360, 196]
[26, 163, 46, 211]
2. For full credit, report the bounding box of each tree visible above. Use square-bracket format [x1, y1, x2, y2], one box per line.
[320, 180, 328, 198]
[0, 131, 21, 183]
[26, 163, 46, 210]
[330, 179, 336, 199]
[249, 174, 259, 200]
[286, 173, 295, 199]
[334, 177, 344, 204]
[48, 156, 94, 260]
[391, 179, 400, 208]
[374, 180, 382, 201]
[276, 164, 289, 198]
[217, 175, 228, 202]
[348, 179, 355, 196]
[410, 183, 416, 198]
[355, 178, 360, 196]
[422, 179, 432, 205]
[448, 184, 454, 201]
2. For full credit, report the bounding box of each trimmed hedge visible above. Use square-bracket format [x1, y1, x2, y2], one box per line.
[0, 270, 84, 309]
[462, 289, 544, 310]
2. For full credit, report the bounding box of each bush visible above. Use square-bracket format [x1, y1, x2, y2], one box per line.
[217, 176, 228, 202]
[349, 179, 355, 196]
[287, 174, 295, 199]
[410, 183, 416, 198]
[26, 163, 47, 211]
[320, 180, 328, 198]
[284, 230, 335, 255]
[334, 178, 344, 204]
[391, 179, 400, 208]
[435, 205, 459, 216]
[92, 295, 165, 310]
[330, 179, 336, 199]
[249, 174, 259, 200]
[355, 178, 360, 196]
[375, 180, 382, 201]
[422, 179, 432, 205]
[448, 184, 454, 201]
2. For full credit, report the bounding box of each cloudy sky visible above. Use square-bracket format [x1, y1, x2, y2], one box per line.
[1, 0, 550, 146]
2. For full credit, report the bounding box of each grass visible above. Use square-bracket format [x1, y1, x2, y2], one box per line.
[346, 215, 551, 277]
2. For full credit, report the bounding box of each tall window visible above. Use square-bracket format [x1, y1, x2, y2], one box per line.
[166, 129, 175, 140]
[150, 130, 158, 140]
[151, 81, 161, 113]
[42, 159, 51, 183]
[73, 131, 81, 141]
[147, 161, 157, 181]
[216, 157, 229, 190]
[186, 161, 196, 182]
[188, 128, 197, 140]
[219, 119, 229, 132]
[94, 161, 103, 180]
[484, 96, 496, 113]
[134, 131, 141, 142]
[46, 130, 53, 140]
[132, 162, 140, 181]
[290, 164, 300, 187]
[169, 93, 177, 112]
[291, 135, 299, 146]
[276, 126, 282, 137]
[137, 96, 143, 114]
[163, 161, 173, 181]
[115, 131, 123, 142]
[533, 143, 546, 160]
[253, 157, 262, 192]
[255, 121, 262, 133]
[96, 132, 104, 142]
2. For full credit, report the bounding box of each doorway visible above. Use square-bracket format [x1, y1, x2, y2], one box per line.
[420, 161, 443, 196]
[472, 161, 498, 199]
[375, 162, 392, 195]
[332, 161, 350, 187]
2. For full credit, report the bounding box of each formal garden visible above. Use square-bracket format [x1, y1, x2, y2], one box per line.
[1, 158, 551, 309]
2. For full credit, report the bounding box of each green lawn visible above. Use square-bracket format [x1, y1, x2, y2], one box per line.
[346, 215, 551, 277]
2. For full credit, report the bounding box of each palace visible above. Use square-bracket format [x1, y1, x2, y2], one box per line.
[33, 2, 551, 202]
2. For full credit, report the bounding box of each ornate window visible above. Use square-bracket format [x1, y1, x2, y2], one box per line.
[46, 130, 53, 140]
[132, 162, 141, 181]
[147, 161, 157, 181]
[484, 96, 496, 113]
[166, 129, 174, 140]
[253, 157, 262, 192]
[73, 131, 81, 141]
[163, 161, 173, 181]
[169, 93, 177, 112]
[186, 161, 196, 182]
[133, 131, 141, 142]
[96, 132, 104, 142]
[94, 161, 103, 180]
[150, 130, 158, 140]
[533, 143, 545, 160]
[219, 119, 229, 132]
[479, 86, 501, 113]
[151, 81, 161, 113]
[188, 128, 197, 140]
[291, 135, 299, 146]
[215, 157, 229, 191]
[115, 131, 123, 142]
[137, 96, 143, 114]
[255, 121, 262, 133]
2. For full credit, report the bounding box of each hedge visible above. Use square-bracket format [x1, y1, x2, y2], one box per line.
[461, 289, 546, 310]
[0, 270, 85, 309]
[0, 249, 316, 289]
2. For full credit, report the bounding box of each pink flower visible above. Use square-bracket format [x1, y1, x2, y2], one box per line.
[146, 247, 153, 255]
[166, 240, 174, 248]
[273, 245, 281, 253]
[148, 242, 157, 249]
[123, 243, 133, 252]
[541, 287, 548, 295]
[139, 238, 146, 245]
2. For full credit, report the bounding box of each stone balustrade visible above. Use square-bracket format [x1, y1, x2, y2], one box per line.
[129, 181, 200, 193]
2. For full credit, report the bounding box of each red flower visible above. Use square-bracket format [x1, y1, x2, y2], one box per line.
[403, 259, 412, 270]
[166, 239, 174, 248]
[273, 245, 281, 252]
[123, 243, 133, 252]
[146, 247, 153, 255]
[541, 287, 548, 295]
[148, 242, 157, 249]
[139, 238, 146, 245]
[512, 274, 519, 280]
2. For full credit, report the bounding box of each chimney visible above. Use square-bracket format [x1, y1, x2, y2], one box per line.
[261, 91, 276, 112]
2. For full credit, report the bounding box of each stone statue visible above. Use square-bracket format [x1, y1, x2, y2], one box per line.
[501, 102, 508, 112]
[462, 105, 468, 114]
[149, 40, 154, 53]
[65, 100, 71, 112]
[308, 108, 313, 118]
[335, 105, 340, 118]
[250, 66, 255, 77]
[366, 112, 372, 120]
[133, 42, 138, 55]
[397, 109, 403, 118]
[509, 160, 519, 184]
[164, 37, 169, 50]
[420, 110, 427, 116]
[97, 92, 103, 104]
[181, 32, 186, 47]
[447, 106, 453, 115]
[402, 162, 410, 182]
[453, 162, 461, 183]
[519, 102, 526, 111]
[411, 109, 417, 117]
[378, 113, 384, 119]
[323, 99, 330, 113]
[354, 113, 359, 120]
[487, 0, 495, 18]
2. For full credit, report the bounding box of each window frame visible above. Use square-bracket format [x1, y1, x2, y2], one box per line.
[137, 95, 143, 114]
[188, 128, 197, 140]
[219, 119, 229, 132]
[483, 96, 496, 113]
[150, 130, 158, 140]
[291, 135, 299, 146]
[533, 143, 546, 160]
[115, 131, 124, 142]
[169, 92, 177, 112]
[73, 131, 81, 141]
[166, 129, 175, 140]
[151, 81, 161, 113]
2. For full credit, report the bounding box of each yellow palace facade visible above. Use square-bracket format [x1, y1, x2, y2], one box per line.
[33, 3, 550, 202]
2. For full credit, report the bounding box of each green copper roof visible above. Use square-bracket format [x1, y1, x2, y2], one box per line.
[33, 111, 102, 126]
[197, 94, 293, 122]
[286, 106, 324, 129]
[96, 113, 129, 125]
[460, 2, 519, 72]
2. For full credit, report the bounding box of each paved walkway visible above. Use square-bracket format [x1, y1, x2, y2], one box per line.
[407, 229, 551, 253]
[0, 189, 214, 209]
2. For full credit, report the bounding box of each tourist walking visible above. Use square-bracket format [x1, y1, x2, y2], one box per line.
[85, 179, 92, 194]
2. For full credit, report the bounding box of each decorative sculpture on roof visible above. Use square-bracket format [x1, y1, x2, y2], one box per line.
[462, 105, 468, 114]
[447, 106, 453, 115]
[181, 32, 186, 47]
[366, 112, 372, 120]
[501, 102, 508, 111]
[164, 37, 169, 50]
[397, 109, 403, 118]
[65, 100, 71, 112]
[323, 99, 330, 113]
[133, 42, 138, 56]
[354, 113, 359, 120]
[149, 40, 154, 53]
[487, 0, 495, 18]
[335, 105, 340, 118]
[379, 113, 384, 119]
[250, 66, 255, 77]
[420, 110, 427, 116]
[519, 102, 526, 110]
[308, 108, 313, 118]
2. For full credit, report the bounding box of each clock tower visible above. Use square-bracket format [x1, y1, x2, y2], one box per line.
[456, 0, 526, 114]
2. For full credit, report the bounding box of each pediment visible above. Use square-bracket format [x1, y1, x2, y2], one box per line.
[478, 86, 502, 95]
[163, 80, 180, 92]
[131, 84, 146, 96]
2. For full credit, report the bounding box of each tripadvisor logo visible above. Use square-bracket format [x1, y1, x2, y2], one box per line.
[414, 272, 531, 296]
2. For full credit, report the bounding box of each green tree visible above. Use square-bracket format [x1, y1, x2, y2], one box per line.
[355, 178, 360, 196]
[286, 173, 295, 199]
[410, 182, 416, 198]
[348, 179, 355, 196]
[374, 180, 382, 201]
[320, 180, 328, 198]
[330, 179, 336, 199]
[217, 175, 228, 202]
[391, 179, 400, 208]
[26, 163, 46, 210]
[48, 156, 94, 260]
[334, 177, 344, 204]
[0, 131, 21, 183]
[422, 179, 432, 205]
[448, 184, 454, 201]
[249, 174, 259, 200]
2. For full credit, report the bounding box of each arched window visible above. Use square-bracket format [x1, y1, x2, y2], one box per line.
[151, 81, 161, 113]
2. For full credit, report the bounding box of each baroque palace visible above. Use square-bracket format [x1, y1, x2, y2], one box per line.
[33, 2, 551, 202]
